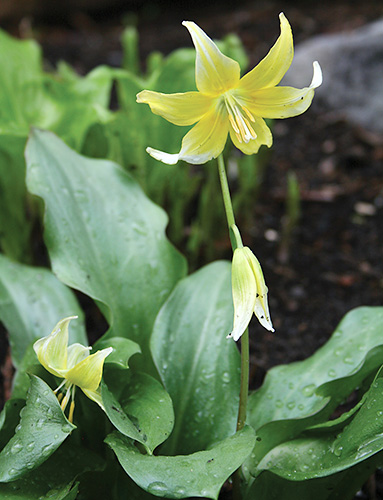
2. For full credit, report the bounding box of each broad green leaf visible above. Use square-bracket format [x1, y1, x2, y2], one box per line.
[97, 337, 141, 369]
[245, 306, 383, 470]
[258, 367, 383, 480]
[102, 371, 174, 454]
[102, 380, 147, 448]
[249, 307, 383, 429]
[0, 136, 32, 262]
[106, 426, 255, 499]
[121, 372, 174, 453]
[245, 451, 383, 500]
[0, 254, 86, 369]
[25, 129, 187, 373]
[0, 375, 75, 482]
[0, 439, 103, 499]
[151, 261, 240, 455]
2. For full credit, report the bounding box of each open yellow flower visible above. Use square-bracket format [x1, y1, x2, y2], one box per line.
[228, 247, 274, 341]
[136, 13, 322, 165]
[34, 316, 112, 421]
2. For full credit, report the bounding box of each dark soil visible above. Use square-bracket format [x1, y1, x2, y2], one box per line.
[1, 0, 383, 498]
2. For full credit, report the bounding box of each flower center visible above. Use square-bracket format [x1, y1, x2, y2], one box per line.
[223, 93, 257, 144]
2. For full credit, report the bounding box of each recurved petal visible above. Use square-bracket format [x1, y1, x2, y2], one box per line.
[239, 13, 293, 92]
[228, 247, 258, 342]
[229, 116, 272, 155]
[183, 21, 240, 95]
[33, 316, 77, 377]
[66, 347, 113, 392]
[136, 90, 213, 126]
[244, 247, 274, 332]
[245, 61, 322, 119]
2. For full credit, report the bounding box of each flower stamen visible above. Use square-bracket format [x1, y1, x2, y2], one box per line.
[224, 94, 257, 144]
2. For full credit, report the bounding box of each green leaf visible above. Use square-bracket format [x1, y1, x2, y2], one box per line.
[106, 426, 256, 499]
[245, 452, 383, 500]
[0, 254, 87, 369]
[102, 371, 174, 454]
[258, 367, 383, 480]
[0, 136, 31, 262]
[97, 337, 141, 369]
[0, 375, 75, 482]
[102, 380, 147, 448]
[245, 306, 383, 470]
[25, 129, 187, 373]
[121, 372, 174, 453]
[0, 439, 104, 499]
[0, 29, 42, 134]
[151, 261, 240, 455]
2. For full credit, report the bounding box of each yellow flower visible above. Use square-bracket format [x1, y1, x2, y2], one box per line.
[136, 13, 322, 165]
[34, 316, 112, 421]
[228, 247, 274, 341]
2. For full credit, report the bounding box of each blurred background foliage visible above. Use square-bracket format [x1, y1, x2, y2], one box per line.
[0, 21, 272, 268]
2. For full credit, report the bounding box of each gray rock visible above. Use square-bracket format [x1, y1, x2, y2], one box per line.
[283, 19, 383, 133]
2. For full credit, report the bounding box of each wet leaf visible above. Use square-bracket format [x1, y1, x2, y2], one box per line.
[25, 129, 187, 374]
[106, 426, 255, 499]
[0, 254, 86, 370]
[0, 375, 75, 482]
[151, 261, 240, 455]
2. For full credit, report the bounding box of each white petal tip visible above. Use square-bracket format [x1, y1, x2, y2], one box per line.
[311, 61, 323, 88]
[146, 147, 179, 165]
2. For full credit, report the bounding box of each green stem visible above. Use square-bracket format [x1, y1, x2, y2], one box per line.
[217, 155, 243, 250]
[217, 154, 235, 229]
[217, 155, 250, 500]
[236, 329, 249, 431]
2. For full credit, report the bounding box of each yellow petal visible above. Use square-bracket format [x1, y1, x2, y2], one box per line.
[239, 13, 293, 91]
[82, 387, 105, 411]
[229, 116, 272, 155]
[228, 247, 258, 341]
[243, 247, 274, 332]
[182, 21, 240, 95]
[136, 90, 213, 126]
[244, 61, 322, 119]
[65, 347, 113, 392]
[33, 316, 77, 377]
[66, 343, 91, 370]
[147, 106, 229, 165]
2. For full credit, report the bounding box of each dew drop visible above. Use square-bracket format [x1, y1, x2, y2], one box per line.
[27, 441, 35, 451]
[174, 486, 186, 496]
[148, 482, 168, 494]
[10, 442, 23, 454]
[221, 372, 230, 384]
[275, 399, 283, 408]
[302, 384, 316, 397]
[343, 356, 354, 365]
[287, 401, 295, 410]
[328, 369, 336, 378]
[333, 445, 343, 457]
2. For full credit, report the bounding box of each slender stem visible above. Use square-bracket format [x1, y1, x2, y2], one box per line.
[217, 154, 250, 500]
[217, 155, 243, 250]
[217, 154, 235, 229]
[236, 329, 249, 431]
